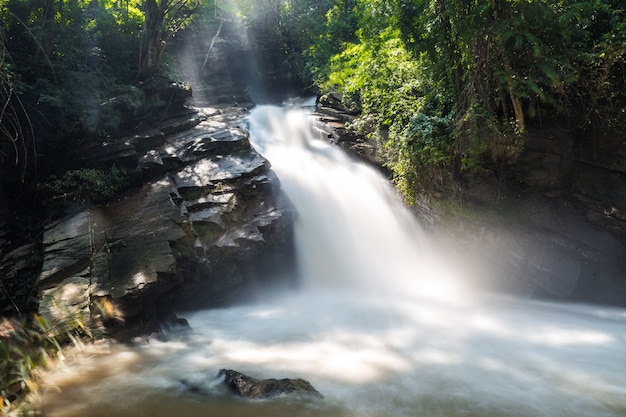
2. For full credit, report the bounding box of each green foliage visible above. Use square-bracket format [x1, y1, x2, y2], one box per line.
[1, 0, 147, 149]
[312, 0, 626, 202]
[326, 24, 456, 199]
[42, 166, 129, 204]
[327, 27, 423, 129]
[0, 314, 87, 412]
[395, 112, 454, 204]
[299, 0, 358, 83]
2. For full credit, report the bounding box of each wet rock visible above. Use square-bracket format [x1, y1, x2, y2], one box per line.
[172, 149, 270, 195]
[171, 126, 250, 164]
[38, 179, 190, 336]
[314, 95, 383, 170]
[37, 106, 295, 338]
[139, 149, 167, 178]
[218, 369, 322, 399]
[496, 198, 626, 304]
[443, 125, 626, 305]
[126, 129, 165, 153]
[83, 140, 138, 170]
[159, 113, 202, 136]
[159, 311, 192, 334]
[0, 241, 41, 315]
[318, 92, 356, 115]
[39, 211, 92, 287]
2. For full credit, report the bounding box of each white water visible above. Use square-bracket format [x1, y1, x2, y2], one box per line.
[34, 105, 626, 417]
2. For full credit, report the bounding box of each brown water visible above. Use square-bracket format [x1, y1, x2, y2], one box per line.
[33, 292, 626, 417]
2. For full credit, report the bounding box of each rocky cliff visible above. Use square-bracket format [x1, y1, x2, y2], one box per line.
[453, 124, 626, 305]
[0, 13, 300, 340]
[35, 105, 294, 340]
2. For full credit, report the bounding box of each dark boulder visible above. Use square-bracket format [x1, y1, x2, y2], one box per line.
[218, 369, 322, 399]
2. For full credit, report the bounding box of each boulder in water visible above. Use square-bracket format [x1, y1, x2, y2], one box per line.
[218, 369, 322, 399]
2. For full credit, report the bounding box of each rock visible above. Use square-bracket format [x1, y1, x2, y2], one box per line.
[126, 129, 166, 154]
[0, 241, 40, 315]
[171, 126, 250, 164]
[218, 369, 322, 399]
[37, 105, 295, 339]
[141, 76, 193, 107]
[434, 195, 626, 306]
[39, 211, 93, 287]
[314, 95, 384, 170]
[158, 113, 202, 136]
[138, 149, 167, 179]
[38, 179, 190, 336]
[318, 92, 357, 115]
[172, 149, 270, 196]
[82, 140, 138, 170]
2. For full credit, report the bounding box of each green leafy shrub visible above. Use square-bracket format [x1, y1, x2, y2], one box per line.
[3, 0, 145, 152]
[326, 26, 456, 201]
[393, 112, 454, 204]
[0, 314, 87, 413]
[42, 166, 129, 205]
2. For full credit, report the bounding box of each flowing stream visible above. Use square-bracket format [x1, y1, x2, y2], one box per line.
[34, 104, 626, 417]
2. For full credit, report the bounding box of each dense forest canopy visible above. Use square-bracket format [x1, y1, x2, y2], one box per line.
[2, 0, 625, 205]
[272, 0, 626, 203]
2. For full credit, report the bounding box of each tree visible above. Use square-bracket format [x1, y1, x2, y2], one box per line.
[138, 0, 199, 79]
[1, 0, 146, 149]
[320, 0, 626, 201]
[278, 0, 358, 83]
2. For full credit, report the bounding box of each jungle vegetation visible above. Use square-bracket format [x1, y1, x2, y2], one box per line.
[268, 0, 626, 203]
[1, 0, 625, 202]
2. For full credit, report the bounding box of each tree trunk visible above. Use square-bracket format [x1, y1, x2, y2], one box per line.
[504, 60, 525, 133]
[490, 0, 525, 133]
[509, 86, 525, 133]
[39, 0, 56, 66]
[138, 0, 164, 79]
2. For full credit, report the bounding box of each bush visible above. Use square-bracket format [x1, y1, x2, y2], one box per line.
[42, 166, 129, 205]
[0, 315, 86, 412]
[394, 112, 454, 204]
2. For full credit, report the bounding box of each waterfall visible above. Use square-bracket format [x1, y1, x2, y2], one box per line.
[247, 104, 462, 301]
[34, 104, 626, 417]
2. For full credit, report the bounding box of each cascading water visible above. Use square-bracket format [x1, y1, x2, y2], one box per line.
[34, 105, 626, 417]
[247, 104, 461, 300]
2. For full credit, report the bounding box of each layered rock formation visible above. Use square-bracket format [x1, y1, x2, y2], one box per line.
[452, 123, 626, 305]
[37, 106, 294, 339]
